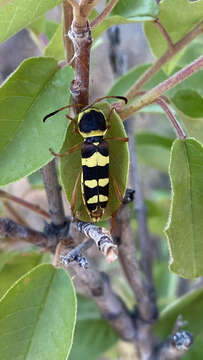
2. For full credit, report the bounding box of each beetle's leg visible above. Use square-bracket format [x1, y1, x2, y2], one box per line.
[71, 171, 81, 217]
[65, 114, 80, 134]
[111, 174, 124, 204]
[50, 142, 81, 157]
[109, 175, 124, 233]
[105, 136, 128, 142]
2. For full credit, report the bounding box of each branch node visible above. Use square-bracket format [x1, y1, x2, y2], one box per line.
[170, 331, 193, 351]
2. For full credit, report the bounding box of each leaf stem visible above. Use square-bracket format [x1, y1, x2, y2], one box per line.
[120, 55, 203, 119]
[155, 98, 186, 140]
[154, 18, 174, 49]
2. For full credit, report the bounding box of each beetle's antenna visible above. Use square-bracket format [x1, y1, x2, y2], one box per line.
[43, 103, 85, 122]
[86, 95, 128, 109]
[43, 105, 74, 122]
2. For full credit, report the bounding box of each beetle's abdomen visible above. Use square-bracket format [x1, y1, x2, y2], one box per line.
[81, 140, 109, 222]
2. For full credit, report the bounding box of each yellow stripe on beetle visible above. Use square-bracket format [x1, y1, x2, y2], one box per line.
[82, 152, 109, 167]
[84, 179, 97, 188]
[99, 195, 108, 202]
[98, 178, 109, 187]
[87, 195, 98, 204]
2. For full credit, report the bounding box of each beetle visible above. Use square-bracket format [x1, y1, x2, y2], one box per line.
[43, 96, 129, 223]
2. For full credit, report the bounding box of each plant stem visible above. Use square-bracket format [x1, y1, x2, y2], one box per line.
[125, 21, 203, 101]
[91, 0, 119, 28]
[120, 55, 203, 119]
[0, 190, 50, 220]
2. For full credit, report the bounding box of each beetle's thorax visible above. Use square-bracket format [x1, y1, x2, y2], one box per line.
[78, 108, 107, 139]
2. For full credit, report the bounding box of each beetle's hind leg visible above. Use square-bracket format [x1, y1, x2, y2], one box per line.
[71, 170, 82, 218]
[49, 142, 81, 157]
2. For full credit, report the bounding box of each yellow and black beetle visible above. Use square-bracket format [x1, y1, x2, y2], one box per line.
[43, 96, 129, 223]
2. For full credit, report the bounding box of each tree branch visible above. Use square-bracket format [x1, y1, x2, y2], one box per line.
[120, 55, 203, 119]
[73, 219, 118, 262]
[155, 331, 193, 360]
[40, 159, 66, 226]
[57, 239, 137, 341]
[125, 21, 203, 101]
[0, 217, 57, 251]
[0, 189, 51, 220]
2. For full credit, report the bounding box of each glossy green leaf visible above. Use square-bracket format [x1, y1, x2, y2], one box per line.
[0, 252, 49, 299]
[144, 0, 203, 74]
[69, 295, 118, 360]
[60, 102, 129, 222]
[136, 132, 173, 172]
[0, 57, 74, 186]
[0, 0, 61, 44]
[0, 264, 76, 360]
[92, 0, 159, 40]
[44, 24, 65, 61]
[172, 89, 203, 118]
[155, 288, 203, 359]
[166, 138, 203, 278]
[112, 0, 159, 18]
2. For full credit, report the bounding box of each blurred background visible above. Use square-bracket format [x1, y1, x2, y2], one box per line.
[0, 3, 198, 359]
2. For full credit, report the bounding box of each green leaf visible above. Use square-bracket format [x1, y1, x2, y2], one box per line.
[166, 138, 203, 278]
[29, 16, 46, 36]
[0, 252, 48, 299]
[144, 0, 203, 74]
[44, 24, 65, 61]
[44, 20, 60, 40]
[112, 0, 159, 18]
[148, 197, 170, 237]
[60, 102, 129, 222]
[154, 261, 178, 310]
[171, 89, 203, 118]
[92, 0, 159, 40]
[136, 132, 173, 172]
[0, 264, 76, 360]
[155, 288, 203, 359]
[69, 295, 118, 360]
[0, 0, 61, 44]
[0, 57, 74, 186]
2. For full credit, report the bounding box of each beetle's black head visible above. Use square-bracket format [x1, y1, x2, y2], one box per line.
[78, 108, 107, 138]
